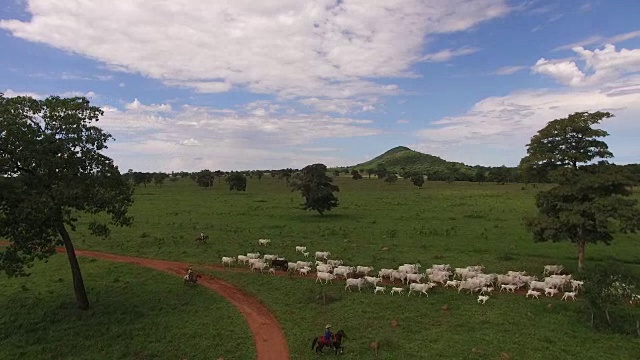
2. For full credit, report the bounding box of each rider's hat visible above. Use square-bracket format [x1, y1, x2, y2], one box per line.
[325, 324, 331, 329]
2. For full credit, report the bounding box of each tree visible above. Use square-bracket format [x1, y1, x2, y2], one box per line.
[153, 172, 168, 186]
[580, 262, 639, 334]
[410, 174, 425, 188]
[289, 163, 339, 215]
[255, 171, 264, 181]
[384, 174, 398, 184]
[351, 169, 363, 180]
[225, 172, 247, 191]
[333, 170, 340, 177]
[0, 94, 134, 310]
[193, 169, 215, 188]
[521, 111, 640, 269]
[365, 168, 374, 178]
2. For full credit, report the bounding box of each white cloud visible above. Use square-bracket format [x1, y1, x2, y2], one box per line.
[416, 73, 640, 166]
[420, 47, 480, 62]
[2, 88, 45, 99]
[397, 119, 410, 124]
[59, 91, 97, 98]
[579, 3, 592, 12]
[0, 0, 510, 112]
[97, 98, 382, 171]
[2, 89, 96, 99]
[118, 82, 126, 87]
[492, 65, 526, 75]
[124, 98, 172, 112]
[533, 44, 640, 86]
[554, 30, 640, 51]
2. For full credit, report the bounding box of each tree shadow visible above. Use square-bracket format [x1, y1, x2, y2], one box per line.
[284, 212, 360, 223]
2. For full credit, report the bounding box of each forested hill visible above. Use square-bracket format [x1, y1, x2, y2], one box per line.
[334, 146, 486, 181]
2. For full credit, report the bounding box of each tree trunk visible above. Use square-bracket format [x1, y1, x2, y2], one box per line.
[577, 240, 586, 270]
[57, 222, 90, 310]
[605, 307, 612, 326]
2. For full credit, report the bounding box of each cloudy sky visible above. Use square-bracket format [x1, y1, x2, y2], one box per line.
[1, 0, 639, 171]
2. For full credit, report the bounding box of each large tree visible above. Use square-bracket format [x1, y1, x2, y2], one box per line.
[0, 94, 134, 310]
[520, 111, 640, 269]
[289, 163, 339, 215]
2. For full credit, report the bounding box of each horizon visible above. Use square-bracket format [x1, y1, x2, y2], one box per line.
[1, 1, 639, 172]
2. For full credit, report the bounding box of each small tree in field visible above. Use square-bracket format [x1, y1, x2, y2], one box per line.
[384, 174, 398, 184]
[225, 172, 247, 191]
[289, 163, 339, 215]
[0, 94, 134, 310]
[520, 111, 640, 270]
[351, 169, 362, 180]
[255, 171, 264, 181]
[410, 174, 425, 188]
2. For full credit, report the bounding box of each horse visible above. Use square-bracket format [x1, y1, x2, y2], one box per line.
[311, 329, 347, 355]
[183, 273, 201, 285]
[195, 234, 209, 244]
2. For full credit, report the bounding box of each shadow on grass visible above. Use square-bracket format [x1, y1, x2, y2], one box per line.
[283, 212, 361, 223]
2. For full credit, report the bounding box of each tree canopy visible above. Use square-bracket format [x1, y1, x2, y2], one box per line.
[225, 172, 247, 191]
[289, 163, 339, 215]
[521, 111, 640, 269]
[0, 94, 134, 309]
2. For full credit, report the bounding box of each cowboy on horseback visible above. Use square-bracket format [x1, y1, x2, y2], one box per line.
[323, 324, 332, 346]
[187, 267, 195, 282]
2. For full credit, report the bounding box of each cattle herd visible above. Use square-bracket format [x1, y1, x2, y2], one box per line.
[217, 238, 640, 305]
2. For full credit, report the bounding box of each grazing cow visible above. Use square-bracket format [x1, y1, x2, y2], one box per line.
[271, 259, 288, 271]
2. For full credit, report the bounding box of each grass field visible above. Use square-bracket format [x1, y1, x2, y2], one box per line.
[0, 255, 255, 360]
[4, 176, 640, 359]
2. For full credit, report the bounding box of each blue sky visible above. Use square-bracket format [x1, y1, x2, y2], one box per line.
[1, 0, 640, 171]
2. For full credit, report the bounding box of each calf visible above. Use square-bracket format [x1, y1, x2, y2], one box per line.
[526, 290, 541, 299]
[390, 287, 404, 295]
[374, 286, 386, 294]
[477, 295, 489, 304]
[561, 291, 577, 301]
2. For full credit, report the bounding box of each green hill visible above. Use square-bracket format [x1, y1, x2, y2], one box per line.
[344, 146, 469, 174]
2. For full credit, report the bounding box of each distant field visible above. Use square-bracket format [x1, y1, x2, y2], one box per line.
[0, 255, 255, 360]
[7, 176, 640, 359]
[74, 176, 640, 274]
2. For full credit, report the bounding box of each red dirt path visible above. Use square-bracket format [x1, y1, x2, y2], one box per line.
[63, 248, 290, 360]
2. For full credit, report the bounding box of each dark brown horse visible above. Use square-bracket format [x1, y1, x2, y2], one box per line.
[311, 329, 347, 355]
[194, 234, 209, 244]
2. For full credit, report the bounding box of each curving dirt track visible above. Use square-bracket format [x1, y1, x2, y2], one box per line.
[63, 248, 290, 360]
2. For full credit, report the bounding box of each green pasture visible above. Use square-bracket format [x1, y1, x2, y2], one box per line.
[74, 176, 640, 274]
[4, 176, 640, 359]
[212, 270, 639, 360]
[0, 255, 254, 360]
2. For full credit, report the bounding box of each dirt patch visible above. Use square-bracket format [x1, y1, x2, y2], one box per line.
[67, 248, 290, 360]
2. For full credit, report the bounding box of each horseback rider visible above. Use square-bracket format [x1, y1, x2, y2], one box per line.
[323, 324, 333, 346]
[187, 267, 195, 282]
[199, 232, 205, 241]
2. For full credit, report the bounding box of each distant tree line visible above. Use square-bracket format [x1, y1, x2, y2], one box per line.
[121, 161, 640, 189]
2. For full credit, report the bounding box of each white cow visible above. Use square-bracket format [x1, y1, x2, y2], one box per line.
[561, 291, 577, 301]
[374, 286, 386, 294]
[543, 264, 564, 275]
[258, 239, 271, 246]
[236, 255, 249, 264]
[316, 272, 336, 284]
[315, 251, 331, 260]
[295, 246, 306, 253]
[345, 278, 366, 291]
[477, 295, 489, 304]
[221, 257, 235, 267]
[364, 276, 382, 286]
[408, 283, 430, 297]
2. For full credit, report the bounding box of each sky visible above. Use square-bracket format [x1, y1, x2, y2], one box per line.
[1, 0, 640, 172]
